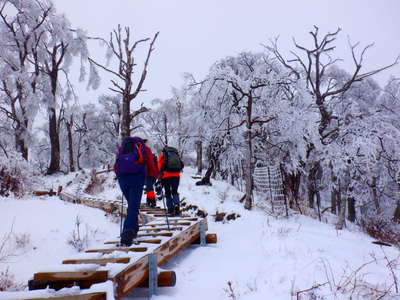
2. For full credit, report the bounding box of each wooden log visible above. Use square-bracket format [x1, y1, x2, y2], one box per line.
[62, 257, 130, 266]
[139, 226, 183, 232]
[154, 219, 207, 266]
[85, 246, 147, 254]
[19, 292, 107, 300]
[137, 232, 173, 237]
[140, 208, 166, 212]
[33, 270, 108, 282]
[33, 190, 57, 196]
[29, 271, 108, 290]
[136, 239, 162, 244]
[104, 239, 162, 245]
[137, 270, 176, 287]
[192, 233, 217, 244]
[141, 221, 192, 227]
[152, 214, 189, 217]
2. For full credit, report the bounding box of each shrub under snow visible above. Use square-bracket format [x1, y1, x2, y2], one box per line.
[0, 151, 42, 197]
[360, 215, 400, 247]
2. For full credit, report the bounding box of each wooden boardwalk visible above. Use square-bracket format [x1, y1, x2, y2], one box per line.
[2, 191, 216, 300]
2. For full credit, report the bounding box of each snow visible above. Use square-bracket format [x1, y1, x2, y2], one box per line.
[1, 167, 399, 299]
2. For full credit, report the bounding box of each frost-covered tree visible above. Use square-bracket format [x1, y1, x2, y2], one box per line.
[183, 52, 296, 209]
[36, 13, 96, 174]
[0, 0, 51, 160]
[268, 26, 398, 228]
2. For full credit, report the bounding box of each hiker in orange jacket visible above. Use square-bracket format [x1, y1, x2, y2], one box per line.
[157, 146, 184, 216]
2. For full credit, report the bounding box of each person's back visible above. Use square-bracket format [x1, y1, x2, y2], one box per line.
[114, 136, 158, 246]
[158, 146, 184, 215]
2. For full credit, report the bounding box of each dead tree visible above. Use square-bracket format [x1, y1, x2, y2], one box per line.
[89, 25, 159, 138]
[65, 115, 75, 172]
[195, 140, 203, 175]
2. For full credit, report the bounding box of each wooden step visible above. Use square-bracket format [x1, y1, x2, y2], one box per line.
[104, 238, 162, 245]
[142, 221, 192, 226]
[33, 270, 108, 282]
[19, 292, 107, 300]
[29, 270, 108, 290]
[85, 246, 147, 254]
[62, 257, 130, 266]
[139, 226, 183, 232]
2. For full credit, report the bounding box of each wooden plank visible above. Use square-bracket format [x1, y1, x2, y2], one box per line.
[154, 219, 208, 266]
[136, 239, 162, 244]
[33, 270, 108, 282]
[104, 239, 162, 245]
[19, 292, 107, 300]
[112, 255, 149, 298]
[112, 220, 207, 299]
[140, 208, 166, 212]
[29, 271, 108, 290]
[62, 257, 130, 266]
[142, 221, 192, 226]
[139, 226, 183, 232]
[137, 232, 173, 237]
[85, 246, 147, 254]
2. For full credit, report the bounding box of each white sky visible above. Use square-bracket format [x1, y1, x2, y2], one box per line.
[51, 0, 400, 106]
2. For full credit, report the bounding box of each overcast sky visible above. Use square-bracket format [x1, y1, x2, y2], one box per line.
[51, 0, 400, 106]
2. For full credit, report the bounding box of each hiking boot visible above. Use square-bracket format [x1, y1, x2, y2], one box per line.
[120, 229, 137, 247]
[173, 205, 181, 216]
[146, 198, 156, 208]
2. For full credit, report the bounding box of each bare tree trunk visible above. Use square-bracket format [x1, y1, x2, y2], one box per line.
[308, 184, 315, 208]
[331, 188, 338, 214]
[163, 112, 168, 145]
[307, 163, 320, 208]
[371, 176, 380, 212]
[336, 198, 346, 229]
[120, 99, 131, 138]
[336, 178, 347, 230]
[196, 160, 214, 186]
[244, 95, 254, 210]
[195, 140, 203, 175]
[281, 168, 301, 212]
[15, 129, 28, 160]
[47, 106, 60, 175]
[394, 201, 400, 223]
[316, 191, 321, 221]
[66, 115, 75, 172]
[347, 196, 356, 222]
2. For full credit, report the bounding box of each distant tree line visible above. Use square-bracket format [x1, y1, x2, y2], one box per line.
[1, 1, 399, 229]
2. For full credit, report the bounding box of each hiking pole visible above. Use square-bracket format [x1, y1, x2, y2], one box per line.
[156, 180, 170, 231]
[120, 192, 124, 237]
[161, 192, 171, 231]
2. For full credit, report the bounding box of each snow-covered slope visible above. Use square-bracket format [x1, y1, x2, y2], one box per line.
[0, 168, 399, 299]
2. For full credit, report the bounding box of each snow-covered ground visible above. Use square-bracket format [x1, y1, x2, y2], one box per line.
[0, 168, 399, 299]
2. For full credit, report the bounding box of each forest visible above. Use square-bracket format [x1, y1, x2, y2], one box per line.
[1, 0, 400, 245]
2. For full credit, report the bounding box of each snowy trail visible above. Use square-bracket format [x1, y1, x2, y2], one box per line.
[0, 169, 399, 299]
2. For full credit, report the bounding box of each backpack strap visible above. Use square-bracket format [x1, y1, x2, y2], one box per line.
[134, 142, 145, 164]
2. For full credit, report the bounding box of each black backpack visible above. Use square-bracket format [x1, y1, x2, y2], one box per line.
[162, 146, 184, 172]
